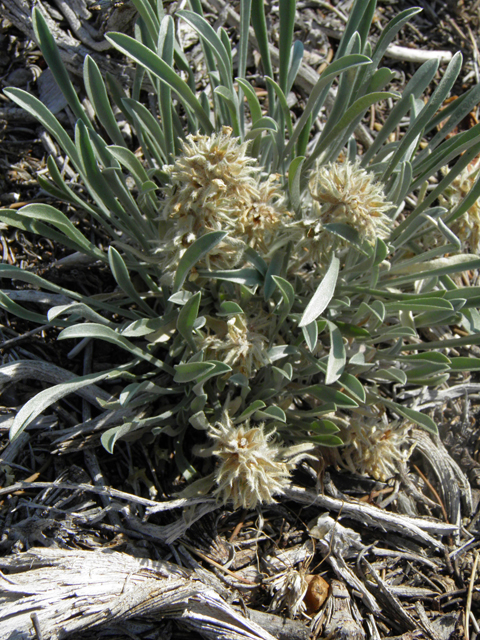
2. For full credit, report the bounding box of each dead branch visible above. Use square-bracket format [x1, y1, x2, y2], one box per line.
[0, 0, 136, 80]
[0, 547, 278, 640]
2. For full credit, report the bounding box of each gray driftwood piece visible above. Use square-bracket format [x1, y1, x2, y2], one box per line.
[410, 429, 473, 526]
[312, 580, 366, 640]
[0, 547, 278, 640]
[285, 485, 458, 548]
[0, 0, 136, 79]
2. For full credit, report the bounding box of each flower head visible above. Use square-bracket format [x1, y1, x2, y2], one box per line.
[331, 412, 411, 481]
[438, 157, 480, 253]
[195, 312, 271, 378]
[156, 128, 291, 282]
[163, 126, 258, 226]
[204, 413, 313, 510]
[294, 161, 393, 266]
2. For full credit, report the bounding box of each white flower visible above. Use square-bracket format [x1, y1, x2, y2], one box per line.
[199, 413, 313, 510]
[156, 127, 292, 281]
[195, 312, 271, 378]
[331, 412, 411, 481]
[293, 161, 393, 267]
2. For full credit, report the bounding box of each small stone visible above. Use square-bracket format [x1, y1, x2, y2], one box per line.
[6, 67, 34, 87]
[304, 574, 329, 614]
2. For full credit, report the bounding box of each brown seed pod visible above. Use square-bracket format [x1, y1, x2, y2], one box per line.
[304, 574, 329, 614]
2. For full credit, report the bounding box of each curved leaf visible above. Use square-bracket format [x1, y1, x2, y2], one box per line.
[173, 362, 216, 383]
[84, 55, 126, 147]
[177, 291, 202, 351]
[32, 7, 90, 127]
[384, 400, 438, 435]
[299, 256, 340, 327]
[325, 321, 346, 385]
[4, 88, 79, 166]
[59, 324, 170, 371]
[108, 247, 152, 314]
[10, 369, 116, 441]
[173, 231, 228, 291]
[0, 291, 48, 324]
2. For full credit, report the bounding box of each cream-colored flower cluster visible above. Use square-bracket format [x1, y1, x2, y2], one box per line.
[159, 139, 409, 504]
[331, 411, 411, 481]
[293, 161, 393, 268]
[438, 157, 480, 253]
[199, 412, 313, 510]
[195, 311, 271, 378]
[156, 127, 291, 282]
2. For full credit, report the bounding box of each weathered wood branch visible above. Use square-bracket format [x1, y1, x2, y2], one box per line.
[1, 0, 136, 80]
[0, 547, 279, 640]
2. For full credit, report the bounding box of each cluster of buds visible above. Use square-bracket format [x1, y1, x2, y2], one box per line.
[195, 312, 271, 378]
[293, 160, 393, 270]
[156, 127, 291, 282]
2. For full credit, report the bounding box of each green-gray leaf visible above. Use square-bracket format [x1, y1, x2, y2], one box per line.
[299, 256, 340, 327]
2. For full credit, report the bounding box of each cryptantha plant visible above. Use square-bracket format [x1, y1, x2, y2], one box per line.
[2, 0, 480, 508]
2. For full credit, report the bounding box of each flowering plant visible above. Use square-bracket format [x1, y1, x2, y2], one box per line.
[2, 0, 480, 509]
